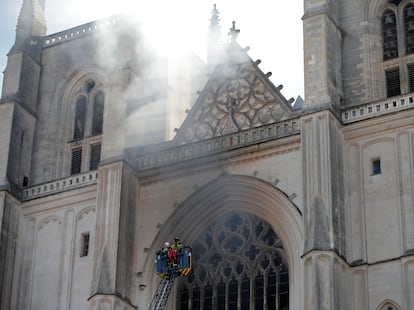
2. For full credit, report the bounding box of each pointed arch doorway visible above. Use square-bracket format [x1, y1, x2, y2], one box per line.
[148, 175, 304, 310]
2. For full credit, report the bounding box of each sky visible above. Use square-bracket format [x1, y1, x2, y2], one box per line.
[0, 0, 304, 100]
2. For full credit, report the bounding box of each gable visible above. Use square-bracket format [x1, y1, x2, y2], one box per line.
[175, 43, 294, 145]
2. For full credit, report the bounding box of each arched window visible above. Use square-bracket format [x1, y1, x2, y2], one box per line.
[378, 300, 401, 310]
[177, 212, 289, 310]
[404, 5, 414, 54]
[74, 96, 87, 140]
[382, 10, 398, 60]
[69, 79, 105, 175]
[381, 2, 414, 97]
[92, 91, 104, 135]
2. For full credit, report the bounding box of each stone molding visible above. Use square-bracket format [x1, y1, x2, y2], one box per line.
[342, 93, 414, 124]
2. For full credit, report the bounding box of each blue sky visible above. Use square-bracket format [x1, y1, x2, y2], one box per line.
[0, 1, 304, 100]
[0, 2, 20, 89]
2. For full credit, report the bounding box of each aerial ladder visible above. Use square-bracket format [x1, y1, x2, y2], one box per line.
[149, 238, 192, 310]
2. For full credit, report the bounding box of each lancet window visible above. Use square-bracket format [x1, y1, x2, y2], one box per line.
[69, 79, 104, 175]
[177, 212, 289, 309]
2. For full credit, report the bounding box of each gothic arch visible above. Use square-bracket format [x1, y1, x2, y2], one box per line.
[52, 66, 108, 179]
[376, 299, 401, 310]
[145, 174, 303, 309]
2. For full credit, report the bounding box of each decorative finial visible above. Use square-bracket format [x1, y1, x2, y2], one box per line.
[207, 4, 222, 65]
[228, 21, 240, 42]
[210, 4, 220, 29]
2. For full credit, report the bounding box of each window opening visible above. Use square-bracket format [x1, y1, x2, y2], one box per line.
[228, 280, 238, 310]
[180, 288, 189, 309]
[69, 84, 105, 176]
[254, 273, 264, 309]
[92, 91, 105, 135]
[241, 277, 250, 310]
[217, 281, 226, 309]
[203, 284, 213, 310]
[383, 11, 398, 60]
[71, 148, 82, 175]
[89, 143, 101, 171]
[177, 212, 289, 309]
[372, 159, 381, 175]
[408, 63, 414, 92]
[405, 6, 414, 54]
[192, 287, 201, 309]
[74, 96, 87, 140]
[386, 68, 401, 97]
[389, 0, 402, 6]
[86, 79, 96, 93]
[81, 232, 90, 257]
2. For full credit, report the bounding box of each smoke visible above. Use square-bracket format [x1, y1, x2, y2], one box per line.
[43, 0, 304, 100]
[0, 1, 306, 149]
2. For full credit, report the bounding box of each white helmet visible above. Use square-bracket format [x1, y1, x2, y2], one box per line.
[164, 242, 169, 246]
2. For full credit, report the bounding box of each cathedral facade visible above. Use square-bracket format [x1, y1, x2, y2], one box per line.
[0, 0, 414, 309]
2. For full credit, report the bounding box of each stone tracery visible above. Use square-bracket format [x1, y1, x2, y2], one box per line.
[177, 212, 289, 309]
[177, 62, 291, 144]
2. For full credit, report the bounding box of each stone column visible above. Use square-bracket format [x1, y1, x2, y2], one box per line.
[303, 251, 350, 310]
[302, 111, 345, 254]
[301, 110, 346, 309]
[89, 161, 138, 309]
[0, 192, 22, 310]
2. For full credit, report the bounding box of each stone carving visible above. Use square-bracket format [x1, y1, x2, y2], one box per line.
[176, 62, 291, 144]
[183, 212, 287, 283]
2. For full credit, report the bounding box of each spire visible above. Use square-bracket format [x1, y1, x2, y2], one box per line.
[207, 4, 223, 65]
[14, 0, 47, 49]
[209, 4, 220, 31]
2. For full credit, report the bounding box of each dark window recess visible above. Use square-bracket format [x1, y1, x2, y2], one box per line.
[279, 262, 290, 310]
[203, 284, 213, 310]
[254, 274, 264, 309]
[92, 91, 105, 135]
[217, 281, 226, 309]
[241, 277, 250, 310]
[389, 0, 402, 6]
[382, 11, 398, 60]
[22, 176, 29, 187]
[74, 96, 87, 140]
[405, 6, 414, 54]
[192, 287, 201, 309]
[90, 143, 101, 171]
[372, 159, 381, 175]
[386, 68, 401, 97]
[71, 148, 82, 175]
[86, 80, 96, 93]
[228, 280, 238, 310]
[81, 233, 90, 257]
[408, 64, 414, 92]
[179, 287, 189, 310]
